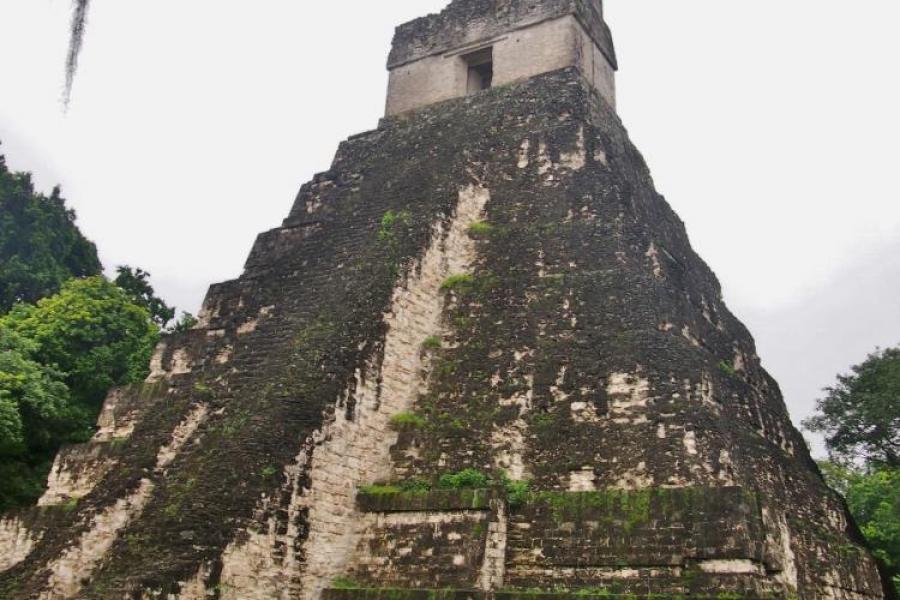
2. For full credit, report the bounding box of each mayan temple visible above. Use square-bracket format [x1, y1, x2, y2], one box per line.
[0, 1, 892, 598]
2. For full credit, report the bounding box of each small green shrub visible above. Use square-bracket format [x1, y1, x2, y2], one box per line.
[378, 210, 411, 242]
[438, 468, 489, 490]
[468, 221, 495, 237]
[390, 412, 426, 430]
[718, 360, 737, 377]
[399, 478, 432, 493]
[440, 273, 475, 292]
[422, 336, 442, 351]
[61, 496, 79, 513]
[261, 465, 278, 478]
[504, 479, 531, 508]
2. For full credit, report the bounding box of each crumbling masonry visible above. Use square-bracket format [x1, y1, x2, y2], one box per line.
[0, 1, 891, 599]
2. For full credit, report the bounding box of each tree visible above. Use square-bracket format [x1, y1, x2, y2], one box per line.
[0, 324, 86, 511]
[0, 146, 103, 313]
[804, 347, 900, 468]
[114, 266, 176, 329]
[1, 277, 159, 409]
[820, 462, 900, 589]
[809, 347, 900, 593]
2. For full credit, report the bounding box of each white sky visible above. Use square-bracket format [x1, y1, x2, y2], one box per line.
[1, 1, 898, 455]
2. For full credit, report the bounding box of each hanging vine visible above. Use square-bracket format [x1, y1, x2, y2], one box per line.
[64, 0, 90, 107]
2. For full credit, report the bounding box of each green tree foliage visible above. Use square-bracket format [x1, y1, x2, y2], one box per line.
[0, 148, 102, 313]
[114, 266, 176, 328]
[1, 277, 159, 409]
[820, 463, 900, 588]
[804, 347, 900, 468]
[0, 277, 159, 510]
[0, 148, 182, 511]
[809, 347, 900, 592]
[0, 325, 88, 511]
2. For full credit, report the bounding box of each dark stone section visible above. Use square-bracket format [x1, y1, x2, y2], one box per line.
[357, 489, 495, 513]
[325, 590, 481, 600]
[388, 0, 617, 69]
[507, 488, 765, 569]
[353, 515, 492, 588]
[323, 590, 772, 600]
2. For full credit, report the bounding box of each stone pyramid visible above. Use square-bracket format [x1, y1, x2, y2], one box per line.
[0, 1, 890, 598]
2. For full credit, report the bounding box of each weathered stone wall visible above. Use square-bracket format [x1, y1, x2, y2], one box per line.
[0, 68, 888, 600]
[504, 488, 774, 595]
[387, 0, 615, 70]
[386, 0, 616, 115]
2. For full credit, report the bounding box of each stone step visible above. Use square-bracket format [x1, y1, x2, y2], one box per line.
[322, 588, 772, 600]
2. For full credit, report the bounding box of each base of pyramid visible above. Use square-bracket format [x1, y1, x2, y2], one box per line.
[323, 589, 774, 600]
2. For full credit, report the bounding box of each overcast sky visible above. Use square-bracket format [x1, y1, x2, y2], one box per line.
[1, 1, 898, 455]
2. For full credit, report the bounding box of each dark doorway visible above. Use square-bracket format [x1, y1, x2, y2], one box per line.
[463, 47, 493, 94]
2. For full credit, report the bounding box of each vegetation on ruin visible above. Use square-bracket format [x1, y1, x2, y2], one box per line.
[378, 210, 412, 247]
[437, 468, 489, 490]
[358, 478, 433, 496]
[390, 411, 427, 430]
[717, 360, 737, 378]
[422, 335, 443, 351]
[468, 221, 495, 238]
[358, 484, 403, 495]
[499, 470, 531, 507]
[399, 478, 432, 493]
[378, 209, 413, 277]
[440, 273, 475, 292]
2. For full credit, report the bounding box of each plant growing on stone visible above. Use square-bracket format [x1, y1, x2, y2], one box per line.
[378, 210, 412, 277]
[171, 311, 199, 333]
[467, 221, 495, 238]
[422, 336, 442, 351]
[440, 274, 475, 293]
[717, 360, 737, 377]
[499, 471, 531, 508]
[378, 210, 411, 243]
[358, 484, 402, 495]
[389, 411, 426, 430]
[399, 478, 431, 493]
[437, 468, 488, 489]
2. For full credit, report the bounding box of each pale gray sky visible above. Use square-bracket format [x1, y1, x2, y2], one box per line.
[1, 1, 898, 455]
